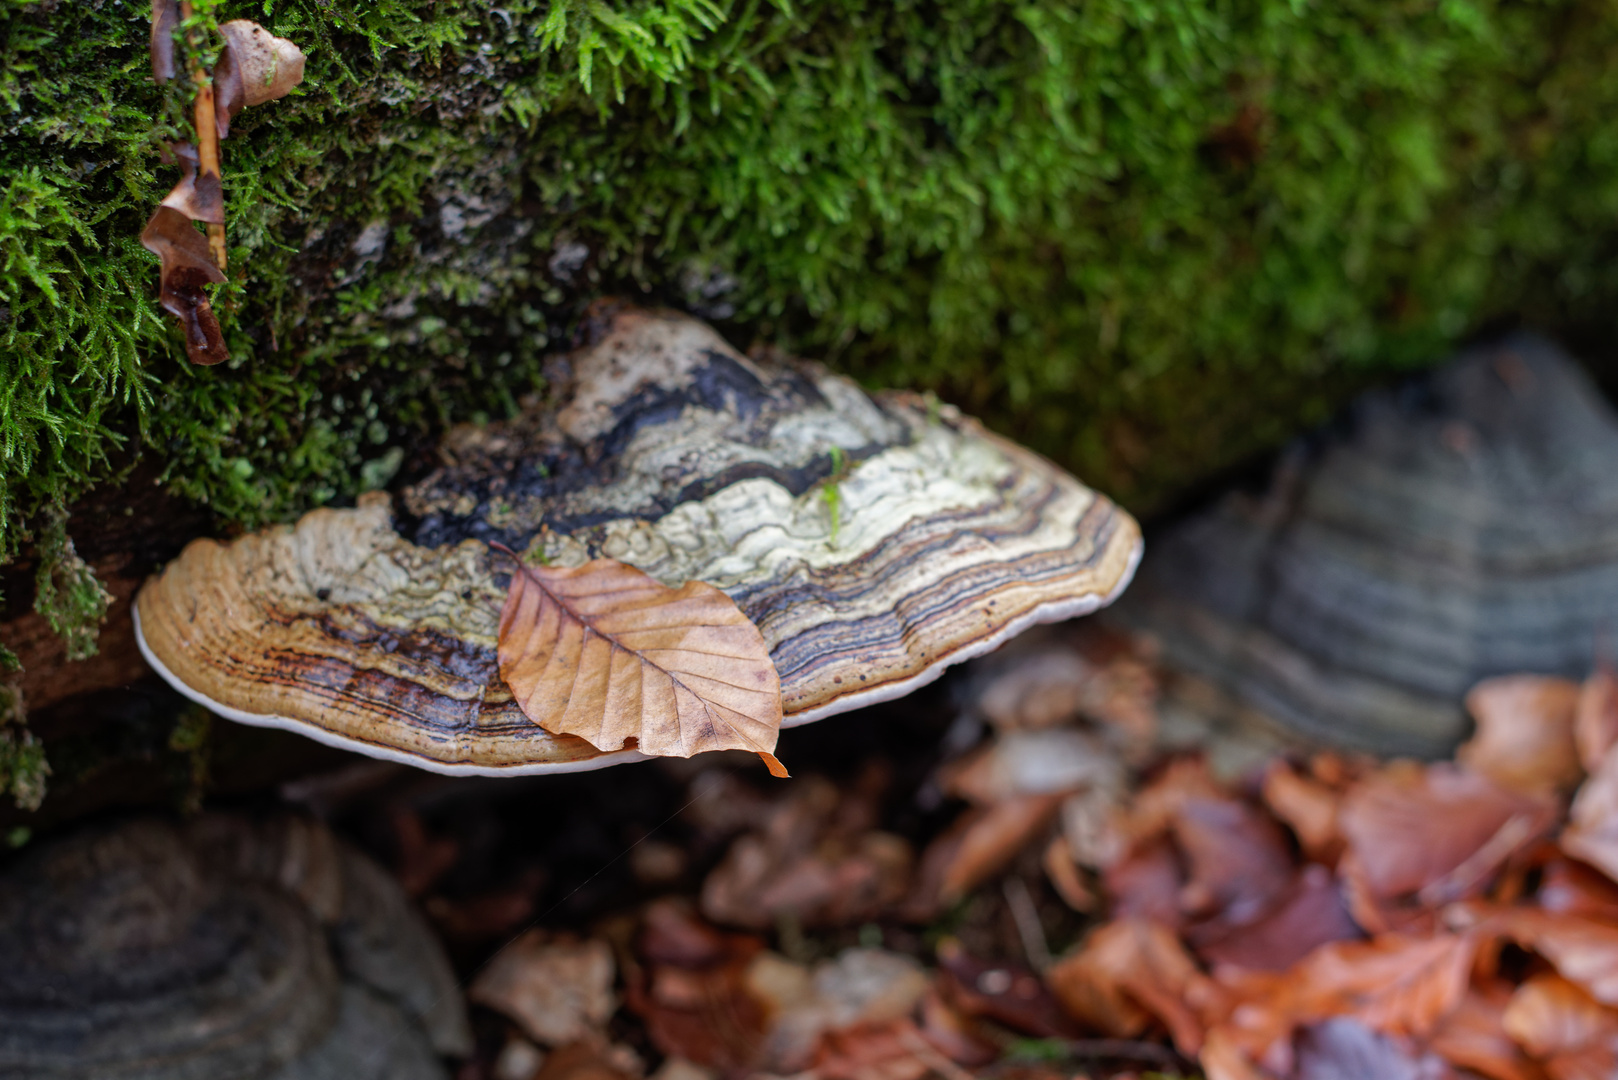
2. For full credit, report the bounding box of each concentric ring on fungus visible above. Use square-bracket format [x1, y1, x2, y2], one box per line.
[136, 307, 1142, 775]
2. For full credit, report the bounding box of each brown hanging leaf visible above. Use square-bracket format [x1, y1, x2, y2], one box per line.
[158, 143, 223, 225]
[149, 0, 178, 82]
[214, 20, 306, 139]
[139, 206, 228, 366]
[495, 549, 783, 761]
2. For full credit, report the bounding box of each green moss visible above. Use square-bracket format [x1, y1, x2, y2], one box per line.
[0, 682, 47, 811]
[2, 0, 1618, 560]
[32, 503, 112, 661]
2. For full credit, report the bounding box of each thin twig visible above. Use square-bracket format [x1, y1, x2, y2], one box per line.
[178, 0, 227, 271]
[1061, 1038, 1189, 1068]
[1003, 875, 1052, 971]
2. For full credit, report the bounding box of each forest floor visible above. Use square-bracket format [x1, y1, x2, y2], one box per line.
[297, 623, 1618, 1080]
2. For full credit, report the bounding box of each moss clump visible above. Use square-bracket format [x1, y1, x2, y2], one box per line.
[0, 678, 48, 811]
[3, 0, 1618, 558]
[31, 503, 112, 660]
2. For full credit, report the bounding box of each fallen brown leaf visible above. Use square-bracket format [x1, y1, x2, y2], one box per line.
[1207, 930, 1476, 1068]
[496, 551, 783, 760]
[936, 940, 1075, 1038]
[973, 627, 1157, 744]
[1538, 858, 1618, 923]
[1262, 760, 1344, 865]
[1292, 1016, 1458, 1080]
[940, 729, 1123, 805]
[1058, 782, 1131, 871]
[1460, 676, 1583, 796]
[470, 933, 617, 1047]
[1103, 839, 1185, 929]
[809, 1019, 950, 1080]
[1338, 761, 1553, 907]
[1195, 865, 1362, 973]
[1577, 666, 1618, 774]
[1043, 834, 1098, 912]
[213, 20, 306, 138]
[700, 775, 911, 930]
[1173, 793, 1296, 928]
[628, 903, 768, 1072]
[1123, 756, 1227, 847]
[1428, 985, 1544, 1080]
[139, 206, 228, 365]
[916, 989, 999, 1067]
[906, 794, 1063, 917]
[1046, 917, 1226, 1055]
[1562, 747, 1618, 885]
[1484, 907, 1618, 1007]
[1502, 974, 1617, 1061]
[531, 1041, 641, 1080]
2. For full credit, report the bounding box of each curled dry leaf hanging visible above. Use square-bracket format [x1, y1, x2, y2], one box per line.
[144, 7, 304, 364]
[213, 20, 306, 139]
[158, 143, 223, 225]
[494, 547, 786, 769]
[139, 207, 227, 365]
[149, 0, 177, 82]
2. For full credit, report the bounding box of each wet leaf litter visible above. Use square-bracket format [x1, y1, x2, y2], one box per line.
[263, 625, 1618, 1080]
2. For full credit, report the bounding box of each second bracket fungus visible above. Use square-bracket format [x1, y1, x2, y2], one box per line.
[135, 308, 1141, 775]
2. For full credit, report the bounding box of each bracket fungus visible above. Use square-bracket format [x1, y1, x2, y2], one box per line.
[1110, 334, 1618, 757]
[0, 814, 470, 1079]
[135, 308, 1141, 775]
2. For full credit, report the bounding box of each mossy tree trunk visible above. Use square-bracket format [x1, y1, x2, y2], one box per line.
[3, 0, 1618, 816]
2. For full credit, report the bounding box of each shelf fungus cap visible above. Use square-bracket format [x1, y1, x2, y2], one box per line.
[136, 307, 1141, 775]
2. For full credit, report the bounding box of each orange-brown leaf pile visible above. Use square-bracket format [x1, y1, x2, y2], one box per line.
[1034, 669, 1618, 1080]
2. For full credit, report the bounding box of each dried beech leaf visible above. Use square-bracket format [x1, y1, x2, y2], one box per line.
[139, 206, 228, 366]
[1208, 931, 1477, 1066]
[1539, 858, 1618, 923]
[1104, 839, 1186, 928]
[700, 776, 912, 931]
[158, 143, 224, 225]
[1460, 675, 1583, 796]
[1195, 865, 1361, 973]
[1338, 761, 1553, 903]
[1502, 974, 1616, 1059]
[1046, 917, 1226, 1055]
[469, 933, 616, 1047]
[150, 0, 178, 82]
[214, 20, 306, 139]
[1577, 665, 1618, 773]
[1562, 747, 1618, 884]
[1428, 986, 1543, 1080]
[496, 552, 783, 759]
[627, 902, 768, 1071]
[936, 794, 1062, 904]
[935, 943, 1075, 1038]
[1262, 760, 1344, 864]
[1172, 793, 1296, 928]
[1293, 1017, 1458, 1080]
[1488, 908, 1618, 1007]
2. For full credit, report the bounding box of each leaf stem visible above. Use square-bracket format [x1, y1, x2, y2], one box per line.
[179, 0, 227, 271]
